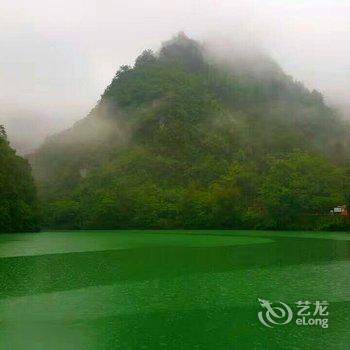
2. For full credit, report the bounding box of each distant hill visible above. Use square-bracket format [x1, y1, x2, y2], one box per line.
[30, 33, 350, 230]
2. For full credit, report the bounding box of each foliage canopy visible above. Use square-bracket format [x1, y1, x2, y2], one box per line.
[30, 33, 350, 230]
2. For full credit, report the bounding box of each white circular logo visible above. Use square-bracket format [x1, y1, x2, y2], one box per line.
[258, 298, 293, 328]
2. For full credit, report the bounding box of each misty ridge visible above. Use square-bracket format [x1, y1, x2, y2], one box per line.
[18, 32, 349, 232]
[2, 28, 349, 156]
[31, 32, 350, 154]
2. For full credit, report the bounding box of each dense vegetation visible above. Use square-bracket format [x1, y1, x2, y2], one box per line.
[31, 33, 350, 230]
[0, 125, 39, 232]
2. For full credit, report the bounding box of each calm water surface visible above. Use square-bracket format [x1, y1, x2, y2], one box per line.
[0, 230, 349, 349]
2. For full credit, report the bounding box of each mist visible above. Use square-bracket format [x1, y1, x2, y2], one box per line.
[1, 0, 349, 154]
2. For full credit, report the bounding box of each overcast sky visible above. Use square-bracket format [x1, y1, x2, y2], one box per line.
[1, 0, 350, 152]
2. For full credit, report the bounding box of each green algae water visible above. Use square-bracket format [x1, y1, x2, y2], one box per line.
[0, 230, 349, 349]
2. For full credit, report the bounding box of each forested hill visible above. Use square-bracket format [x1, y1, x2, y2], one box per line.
[31, 32, 350, 230]
[0, 125, 39, 232]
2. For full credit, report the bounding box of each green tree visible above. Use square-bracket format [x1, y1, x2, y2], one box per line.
[260, 152, 345, 228]
[0, 125, 40, 232]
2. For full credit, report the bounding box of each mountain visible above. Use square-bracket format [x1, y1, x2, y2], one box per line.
[0, 125, 39, 232]
[30, 32, 350, 230]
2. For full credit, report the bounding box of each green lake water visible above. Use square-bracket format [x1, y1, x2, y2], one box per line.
[0, 230, 349, 349]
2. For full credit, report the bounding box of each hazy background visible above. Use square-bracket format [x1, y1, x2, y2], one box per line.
[1, 0, 349, 153]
